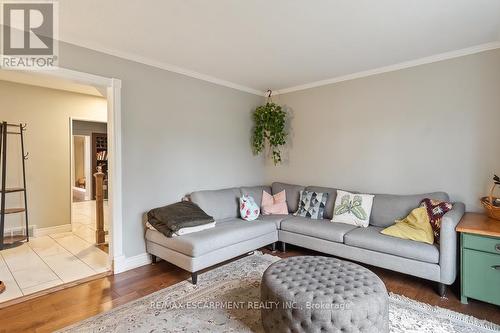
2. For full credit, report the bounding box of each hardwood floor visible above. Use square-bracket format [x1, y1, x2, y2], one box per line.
[0, 244, 498, 332]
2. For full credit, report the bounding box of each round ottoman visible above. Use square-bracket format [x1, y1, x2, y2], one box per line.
[261, 256, 388, 333]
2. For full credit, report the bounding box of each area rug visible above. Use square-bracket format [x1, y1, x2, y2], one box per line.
[59, 252, 499, 333]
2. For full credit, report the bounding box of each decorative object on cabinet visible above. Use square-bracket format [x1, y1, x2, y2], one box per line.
[480, 174, 500, 221]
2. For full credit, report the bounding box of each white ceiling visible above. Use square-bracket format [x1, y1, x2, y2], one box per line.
[59, 0, 500, 94]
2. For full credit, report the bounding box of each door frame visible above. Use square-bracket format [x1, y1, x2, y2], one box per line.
[39, 67, 124, 273]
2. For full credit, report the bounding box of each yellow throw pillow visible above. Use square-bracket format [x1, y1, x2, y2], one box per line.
[381, 207, 434, 244]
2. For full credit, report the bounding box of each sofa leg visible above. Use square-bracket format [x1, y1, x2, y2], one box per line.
[281, 241, 286, 253]
[151, 254, 157, 264]
[270, 242, 276, 252]
[438, 283, 446, 297]
[191, 272, 198, 285]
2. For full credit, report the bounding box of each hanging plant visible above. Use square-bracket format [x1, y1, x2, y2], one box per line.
[252, 90, 287, 165]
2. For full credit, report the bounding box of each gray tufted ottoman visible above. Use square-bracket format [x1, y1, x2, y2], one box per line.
[261, 256, 388, 333]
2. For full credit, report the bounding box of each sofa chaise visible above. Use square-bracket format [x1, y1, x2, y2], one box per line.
[145, 182, 465, 295]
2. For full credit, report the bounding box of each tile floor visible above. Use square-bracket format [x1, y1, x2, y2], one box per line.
[71, 200, 109, 243]
[0, 201, 110, 304]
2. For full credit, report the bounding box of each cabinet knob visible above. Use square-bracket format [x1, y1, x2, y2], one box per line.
[492, 265, 500, 271]
[496, 244, 500, 252]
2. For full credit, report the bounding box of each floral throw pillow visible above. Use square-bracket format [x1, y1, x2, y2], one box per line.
[294, 190, 328, 219]
[239, 195, 260, 221]
[419, 198, 453, 243]
[331, 190, 374, 227]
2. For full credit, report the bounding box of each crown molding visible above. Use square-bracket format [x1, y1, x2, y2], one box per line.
[60, 39, 500, 97]
[273, 41, 500, 95]
[60, 39, 265, 96]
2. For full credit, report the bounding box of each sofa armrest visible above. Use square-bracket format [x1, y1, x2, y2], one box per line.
[439, 202, 465, 284]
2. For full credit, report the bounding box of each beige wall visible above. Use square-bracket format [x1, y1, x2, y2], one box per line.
[0, 80, 107, 230]
[265, 49, 500, 212]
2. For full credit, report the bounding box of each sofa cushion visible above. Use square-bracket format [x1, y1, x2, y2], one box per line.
[261, 190, 288, 215]
[257, 214, 291, 228]
[331, 190, 374, 227]
[294, 190, 329, 219]
[239, 195, 260, 221]
[305, 186, 338, 219]
[240, 185, 271, 208]
[146, 218, 277, 257]
[344, 226, 439, 264]
[381, 207, 434, 244]
[280, 216, 358, 243]
[272, 182, 305, 213]
[190, 188, 241, 220]
[420, 198, 453, 243]
[370, 192, 450, 227]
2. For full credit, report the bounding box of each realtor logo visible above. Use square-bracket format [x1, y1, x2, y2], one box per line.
[1, 1, 58, 69]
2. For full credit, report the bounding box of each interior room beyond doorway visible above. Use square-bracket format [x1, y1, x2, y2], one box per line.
[71, 120, 109, 249]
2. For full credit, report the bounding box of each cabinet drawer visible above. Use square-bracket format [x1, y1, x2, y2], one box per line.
[463, 233, 500, 255]
[463, 249, 500, 306]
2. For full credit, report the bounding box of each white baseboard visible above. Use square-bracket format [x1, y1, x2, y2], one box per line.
[113, 252, 152, 274]
[4, 225, 36, 237]
[34, 224, 72, 237]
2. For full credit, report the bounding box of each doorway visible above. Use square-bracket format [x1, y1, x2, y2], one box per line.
[70, 120, 109, 251]
[0, 68, 122, 306]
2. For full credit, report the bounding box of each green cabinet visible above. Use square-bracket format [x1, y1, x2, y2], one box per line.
[460, 233, 500, 305]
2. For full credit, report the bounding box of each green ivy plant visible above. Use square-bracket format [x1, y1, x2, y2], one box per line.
[252, 100, 287, 165]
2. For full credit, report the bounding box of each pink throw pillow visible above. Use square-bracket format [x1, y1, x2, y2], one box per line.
[261, 190, 288, 215]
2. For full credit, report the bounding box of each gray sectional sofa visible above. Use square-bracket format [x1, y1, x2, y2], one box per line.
[145, 182, 465, 294]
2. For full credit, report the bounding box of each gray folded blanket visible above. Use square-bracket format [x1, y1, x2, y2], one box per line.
[147, 201, 214, 237]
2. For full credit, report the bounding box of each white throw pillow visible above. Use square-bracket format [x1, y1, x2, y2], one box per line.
[331, 190, 374, 227]
[239, 195, 260, 221]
